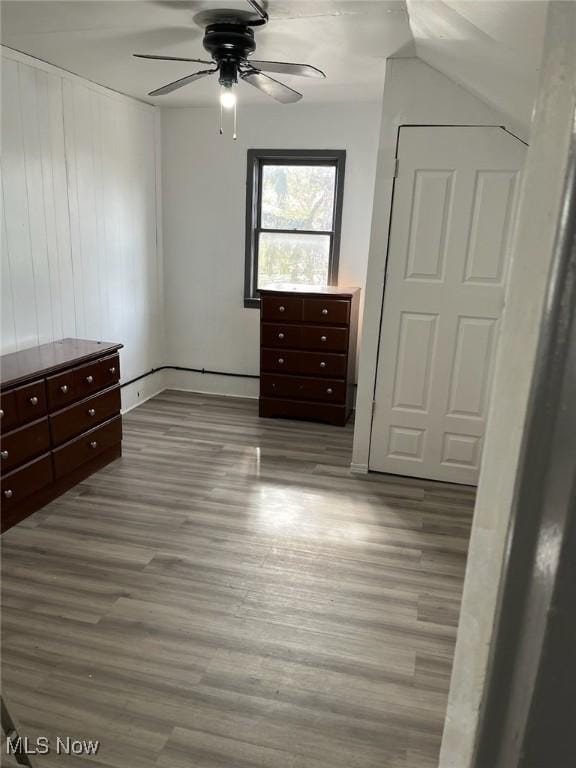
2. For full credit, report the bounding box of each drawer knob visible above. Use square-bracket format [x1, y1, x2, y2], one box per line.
[321, 335, 327, 342]
[326, 388, 333, 395]
[278, 305, 286, 312]
[60, 384, 69, 394]
[86, 375, 94, 384]
[88, 408, 96, 417]
[278, 333, 285, 340]
[90, 441, 98, 449]
[320, 361, 327, 368]
[109, 366, 116, 374]
[321, 308, 328, 316]
[29, 396, 39, 406]
[278, 358, 285, 365]
[1, 450, 9, 460]
[4, 489, 13, 499]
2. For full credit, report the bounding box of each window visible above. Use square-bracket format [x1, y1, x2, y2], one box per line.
[244, 149, 346, 307]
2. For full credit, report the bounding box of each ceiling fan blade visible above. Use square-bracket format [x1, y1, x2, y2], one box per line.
[246, 60, 325, 79]
[245, 0, 268, 25]
[242, 71, 302, 104]
[135, 53, 212, 64]
[149, 68, 217, 97]
[271, 11, 358, 21]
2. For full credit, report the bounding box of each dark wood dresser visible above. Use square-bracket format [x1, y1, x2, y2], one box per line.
[1, 338, 123, 532]
[259, 286, 360, 426]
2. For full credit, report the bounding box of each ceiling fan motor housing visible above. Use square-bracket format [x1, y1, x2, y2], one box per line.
[203, 23, 256, 85]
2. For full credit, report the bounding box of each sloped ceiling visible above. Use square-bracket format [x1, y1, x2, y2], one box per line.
[406, 0, 548, 136]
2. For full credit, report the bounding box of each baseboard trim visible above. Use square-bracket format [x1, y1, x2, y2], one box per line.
[167, 387, 259, 401]
[350, 462, 369, 474]
[164, 369, 259, 400]
[121, 387, 166, 414]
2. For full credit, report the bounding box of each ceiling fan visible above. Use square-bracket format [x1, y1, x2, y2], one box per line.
[134, 0, 326, 107]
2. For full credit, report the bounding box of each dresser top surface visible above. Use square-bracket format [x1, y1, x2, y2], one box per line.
[1, 338, 123, 390]
[259, 285, 360, 298]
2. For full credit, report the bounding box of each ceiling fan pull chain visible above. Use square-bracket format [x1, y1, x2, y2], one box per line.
[219, 99, 223, 135]
[233, 100, 238, 141]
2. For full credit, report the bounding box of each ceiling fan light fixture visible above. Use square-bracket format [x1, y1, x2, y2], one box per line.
[220, 86, 237, 109]
[219, 84, 238, 141]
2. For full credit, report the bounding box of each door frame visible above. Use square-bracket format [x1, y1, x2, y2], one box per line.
[367, 123, 528, 482]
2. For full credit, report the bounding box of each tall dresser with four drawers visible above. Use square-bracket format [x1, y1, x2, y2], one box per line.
[259, 286, 360, 426]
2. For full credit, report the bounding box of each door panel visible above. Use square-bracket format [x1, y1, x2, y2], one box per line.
[464, 171, 517, 285]
[447, 317, 496, 419]
[405, 170, 453, 281]
[369, 126, 525, 484]
[391, 312, 437, 411]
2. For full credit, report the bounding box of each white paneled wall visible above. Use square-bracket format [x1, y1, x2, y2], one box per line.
[1, 48, 163, 410]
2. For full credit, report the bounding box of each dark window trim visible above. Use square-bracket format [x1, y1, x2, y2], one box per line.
[244, 149, 346, 308]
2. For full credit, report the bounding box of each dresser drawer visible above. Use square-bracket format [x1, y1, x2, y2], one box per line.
[0, 390, 18, 431]
[261, 296, 303, 323]
[302, 298, 350, 325]
[73, 353, 120, 399]
[261, 349, 302, 375]
[1, 418, 51, 474]
[300, 326, 348, 352]
[259, 397, 347, 426]
[47, 369, 77, 409]
[50, 386, 121, 447]
[99, 353, 121, 386]
[10, 380, 48, 426]
[1, 454, 53, 513]
[74, 358, 102, 396]
[299, 351, 348, 378]
[53, 416, 122, 479]
[261, 323, 303, 349]
[261, 349, 347, 378]
[261, 374, 346, 404]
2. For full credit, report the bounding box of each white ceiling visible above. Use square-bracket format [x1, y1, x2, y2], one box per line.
[0, 1, 414, 106]
[1, 0, 547, 126]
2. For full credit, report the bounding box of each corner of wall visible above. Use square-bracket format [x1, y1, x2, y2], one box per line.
[121, 370, 167, 414]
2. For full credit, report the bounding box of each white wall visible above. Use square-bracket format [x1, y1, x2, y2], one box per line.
[1, 47, 164, 411]
[440, 3, 576, 765]
[161, 100, 382, 398]
[352, 57, 518, 472]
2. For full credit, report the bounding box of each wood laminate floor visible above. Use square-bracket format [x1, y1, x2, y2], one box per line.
[1, 392, 475, 768]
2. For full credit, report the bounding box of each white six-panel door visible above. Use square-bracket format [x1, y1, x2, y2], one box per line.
[369, 127, 525, 484]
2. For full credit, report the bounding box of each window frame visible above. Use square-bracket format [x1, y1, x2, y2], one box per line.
[244, 149, 346, 308]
